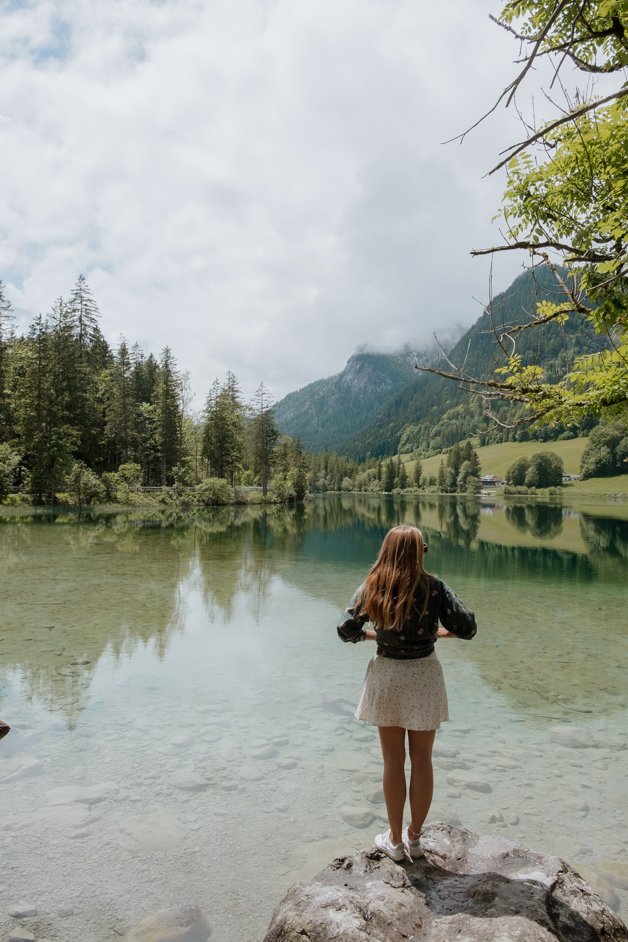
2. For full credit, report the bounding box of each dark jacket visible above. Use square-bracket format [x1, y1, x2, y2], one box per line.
[337, 575, 477, 659]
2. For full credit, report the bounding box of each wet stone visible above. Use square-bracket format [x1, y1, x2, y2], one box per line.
[252, 745, 279, 760]
[46, 783, 116, 805]
[340, 808, 375, 829]
[171, 771, 209, 790]
[123, 903, 210, 942]
[8, 904, 38, 918]
[276, 759, 299, 770]
[445, 772, 492, 793]
[596, 860, 628, 890]
[549, 726, 597, 749]
[7, 929, 36, 942]
[367, 789, 384, 805]
[0, 757, 43, 783]
[337, 754, 364, 772]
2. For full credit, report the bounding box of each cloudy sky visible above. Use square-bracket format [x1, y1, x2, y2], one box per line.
[1, 0, 526, 407]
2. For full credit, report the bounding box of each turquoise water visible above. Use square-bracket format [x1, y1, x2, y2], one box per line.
[1, 496, 627, 940]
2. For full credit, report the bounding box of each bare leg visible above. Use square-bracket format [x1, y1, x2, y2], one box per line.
[378, 726, 407, 845]
[407, 729, 436, 838]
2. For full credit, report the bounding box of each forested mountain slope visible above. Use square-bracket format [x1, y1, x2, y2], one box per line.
[275, 268, 609, 458]
[272, 349, 429, 452]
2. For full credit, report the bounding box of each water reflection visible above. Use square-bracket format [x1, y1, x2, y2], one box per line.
[0, 517, 193, 726]
[1, 498, 626, 726]
[436, 497, 481, 546]
[580, 514, 628, 561]
[506, 502, 564, 538]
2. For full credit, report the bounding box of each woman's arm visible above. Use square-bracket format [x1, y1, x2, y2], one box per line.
[337, 588, 370, 643]
[437, 580, 477, 639]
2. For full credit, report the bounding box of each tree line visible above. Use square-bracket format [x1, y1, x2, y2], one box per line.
[0, 277, 432, 505]
[0, 277, 308, 503]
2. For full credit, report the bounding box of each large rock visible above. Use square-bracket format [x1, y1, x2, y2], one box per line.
[263, 823, 628, 942]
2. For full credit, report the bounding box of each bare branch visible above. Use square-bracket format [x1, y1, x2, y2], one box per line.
[488, 87, 628, 175]
[471, 240, 618, 264]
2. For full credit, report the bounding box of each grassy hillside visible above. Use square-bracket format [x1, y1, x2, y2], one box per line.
[403, 438, 628, 498]
[404, 438, 588, 480]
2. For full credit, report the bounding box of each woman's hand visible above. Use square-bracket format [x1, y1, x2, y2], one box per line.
[364, 629, 377, 641]
[437, 626, 456, 638]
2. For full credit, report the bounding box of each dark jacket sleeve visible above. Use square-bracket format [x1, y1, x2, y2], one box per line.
[437, 579, 477, 639]
[337, 587, 368, 643]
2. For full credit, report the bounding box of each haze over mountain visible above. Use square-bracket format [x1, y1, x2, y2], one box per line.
[274, 268, 609, 458]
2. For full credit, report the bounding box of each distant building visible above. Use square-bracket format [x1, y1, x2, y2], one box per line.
[562, 474, 581, 483]
[480, 475, 504, 487]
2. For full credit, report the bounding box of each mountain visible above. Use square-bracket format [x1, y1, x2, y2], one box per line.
[272, 348, 431, 452]
[274, 268, 610, 458]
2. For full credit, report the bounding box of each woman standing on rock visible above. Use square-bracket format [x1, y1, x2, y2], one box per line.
[337, 524, 477, 862]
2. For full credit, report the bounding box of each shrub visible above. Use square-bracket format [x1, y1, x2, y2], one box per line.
[65, 461, 106, 506]
[0, 444, 20, 502]
[268, 475, 296, 502]
[195, 477, 234, 506]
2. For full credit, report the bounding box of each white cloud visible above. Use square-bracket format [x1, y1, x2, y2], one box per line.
[0, 0, 525, 407]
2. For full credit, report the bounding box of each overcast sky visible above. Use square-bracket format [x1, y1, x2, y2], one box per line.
[1, 0, 527, 407]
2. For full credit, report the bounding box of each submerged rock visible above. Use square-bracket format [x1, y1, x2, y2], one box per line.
[263, 822, 628, 941]
[123, 903, 210, 941]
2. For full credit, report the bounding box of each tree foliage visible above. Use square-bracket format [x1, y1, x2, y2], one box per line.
[425, 0, 627, 426]
[579, 421, 628, 476]
[506, 450, 565, 487]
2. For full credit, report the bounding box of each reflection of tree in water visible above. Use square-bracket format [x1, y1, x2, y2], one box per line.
[194, 506, 308, 622]
[3, 500, 625, 725]
[435, 497, 480, 548]
[419, 536, 626, 718]
[420, 535, 596, 584]
[0, 515, 195, 726]
[505, 503, 564, 539]
[580, 515, 628, 562]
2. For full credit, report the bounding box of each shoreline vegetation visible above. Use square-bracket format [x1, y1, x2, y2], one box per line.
[1, 476, 625, 518]
[2, 429, 626, 513]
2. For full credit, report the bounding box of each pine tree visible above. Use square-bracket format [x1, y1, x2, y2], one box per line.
[103, 338, 135, 467]
[396, 456, 409, 490]
[413, 459, 422, 489]
[153, 347, 183, 486]
[383, 458, 395, 492]
[0, 280, 15, 441]
[250, 382, 278, 495]
[49, 287, 108, 469]
[11, 317, 75, 501]
[202, 372, 246, 483]
[66, 275, 104, 355]
[437, 460, 446, 492]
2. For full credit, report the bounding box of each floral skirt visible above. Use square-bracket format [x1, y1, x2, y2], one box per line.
[355, 652, 449, 730]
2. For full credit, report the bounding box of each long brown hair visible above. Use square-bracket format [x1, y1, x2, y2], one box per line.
[358, 525, 430, 629]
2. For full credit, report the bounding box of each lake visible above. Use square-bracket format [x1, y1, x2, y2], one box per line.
[1, 495, 627, 941]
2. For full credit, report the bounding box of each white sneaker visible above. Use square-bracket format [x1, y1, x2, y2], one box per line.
[402, 825, 424, 859]
[374, 830, 406, 862]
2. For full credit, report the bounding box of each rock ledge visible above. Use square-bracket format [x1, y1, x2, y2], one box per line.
[264, 823, 628, 941]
